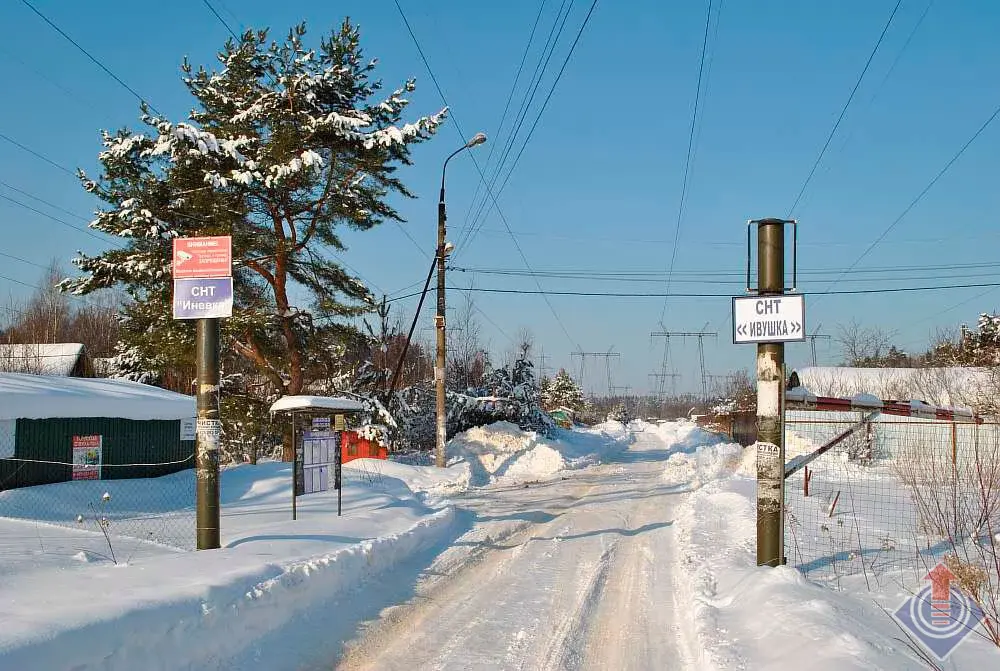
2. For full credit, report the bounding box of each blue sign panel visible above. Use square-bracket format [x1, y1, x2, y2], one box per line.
[172, 277, 233, 319]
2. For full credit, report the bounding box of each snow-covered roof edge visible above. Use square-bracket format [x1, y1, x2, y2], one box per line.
[0, 372, 194, 421]
[269, 395, 365, 414]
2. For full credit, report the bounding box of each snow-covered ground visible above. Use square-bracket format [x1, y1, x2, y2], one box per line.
[0, 420, 629, 670]
[3, 418, 998, 669]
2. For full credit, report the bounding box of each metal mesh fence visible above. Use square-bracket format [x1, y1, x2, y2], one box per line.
[0, 456, 196, 565]
[784, 409, 1000, 591]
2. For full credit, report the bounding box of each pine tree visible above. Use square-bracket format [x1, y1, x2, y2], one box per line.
[542, 369, 585, 412]
[60, 21, 446, 403]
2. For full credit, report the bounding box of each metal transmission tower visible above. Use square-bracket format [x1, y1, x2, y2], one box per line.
[651, 327, 718, 399]
[648, 371, 681, 398]
[806, 324, 832, 366]
[570, 348, 621, 397]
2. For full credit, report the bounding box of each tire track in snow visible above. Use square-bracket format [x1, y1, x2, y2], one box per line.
[336, 430, 691, 670]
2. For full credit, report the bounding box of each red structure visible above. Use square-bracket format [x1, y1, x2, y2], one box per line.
[340, 431, 388, 464]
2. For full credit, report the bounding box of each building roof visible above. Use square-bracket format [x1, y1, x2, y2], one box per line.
[0, 343, 89, 377]
[0, 372, 195, 421]
[269, 395, 366, 414]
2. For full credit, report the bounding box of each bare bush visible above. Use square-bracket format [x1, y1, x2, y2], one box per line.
[894, 424, 1000, 646]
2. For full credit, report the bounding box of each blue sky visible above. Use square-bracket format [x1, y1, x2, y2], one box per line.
[1, 0, 999, 396]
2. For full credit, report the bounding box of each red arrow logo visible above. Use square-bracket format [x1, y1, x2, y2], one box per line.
[926, 563, 956, 625]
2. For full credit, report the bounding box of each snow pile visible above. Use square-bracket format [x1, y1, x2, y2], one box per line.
[672, 440, 997, 668]
[447, 421, 628, 487]
[347, 457, 471, 502]
[0, 461, 464, 670]
[662, 442, 742, 490]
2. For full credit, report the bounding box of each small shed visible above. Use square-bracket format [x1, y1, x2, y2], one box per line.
[0, 343, 94, 377]
[0, 373, 196, 490]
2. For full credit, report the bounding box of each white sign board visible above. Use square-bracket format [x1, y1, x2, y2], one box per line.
[732, 295, 806, 344]
[180, 418, 197, 441]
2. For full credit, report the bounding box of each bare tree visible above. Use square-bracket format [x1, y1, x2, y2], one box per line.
[447, 294, 488, 392]
[835, 319, 900, 367]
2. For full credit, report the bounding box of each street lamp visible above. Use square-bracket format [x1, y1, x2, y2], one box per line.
[435, 132, 487, 468]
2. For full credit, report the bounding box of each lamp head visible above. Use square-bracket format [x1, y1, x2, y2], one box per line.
[443, 241, 455, 256]
[466, 132, 487, 148]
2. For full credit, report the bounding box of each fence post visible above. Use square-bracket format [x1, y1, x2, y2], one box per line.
[756, 218, 786, 567]
[951, 422, 957, 467]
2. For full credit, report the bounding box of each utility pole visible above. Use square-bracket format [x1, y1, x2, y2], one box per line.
[571, 349, 621, 397]
[195, 318, 221, 550]
[538, 349, 551, 379]
[651, 329, 718, 400]
[753, 217, 790, 567]
[648, 372, 681, 398]
[807, 324, 831, 366]
[436, 133, 487, 468]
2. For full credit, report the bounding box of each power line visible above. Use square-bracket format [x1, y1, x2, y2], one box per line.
[660, 0, 715, 325]
[460, 0, 601, 253]
[0, 179, 91, 222]
[0, 191, 113, 245]
[0, 251, 49, 270]
[384, 281, 1000, 303]
[201, 0, 239, 39]
[828, 0, 935, 163]
[787, 0, 902, 216]
[455, 0, 550, 253]
[0, 272, 43, 291]
[817, 101, 1000, 299]
[0, 132, 76, 177]
[19, 0, 159, 115]
[454, 0, 573, 255]
[392, 0, 581, 350]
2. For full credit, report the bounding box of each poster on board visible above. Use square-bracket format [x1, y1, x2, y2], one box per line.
[72, 435, 103, 480]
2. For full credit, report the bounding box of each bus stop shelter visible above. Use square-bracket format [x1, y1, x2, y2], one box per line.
[269, 395, 365, 519]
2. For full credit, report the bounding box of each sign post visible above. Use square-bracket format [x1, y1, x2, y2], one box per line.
[173, 235, 231, 550]
[734, 218, 800, 567]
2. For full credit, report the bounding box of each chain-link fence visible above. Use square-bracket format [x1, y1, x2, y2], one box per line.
[0, 456, 196, 566]
[784, 409, 1000, 592]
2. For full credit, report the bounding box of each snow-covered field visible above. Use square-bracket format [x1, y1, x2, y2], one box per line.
[3, 417, 998, 669]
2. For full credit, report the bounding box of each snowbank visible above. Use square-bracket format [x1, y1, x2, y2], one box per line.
[671, 440, 997, 668]
[0, 461, 463, 670]
[446, 421, 628, 487]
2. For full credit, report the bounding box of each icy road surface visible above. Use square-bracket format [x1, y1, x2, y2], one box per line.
[336, 427, 692, 670]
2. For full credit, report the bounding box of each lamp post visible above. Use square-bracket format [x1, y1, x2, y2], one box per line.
[436, 132, 487, 467]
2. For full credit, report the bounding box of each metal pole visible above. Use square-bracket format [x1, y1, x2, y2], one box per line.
[435, 182, 448, 468]
[195, 318, 221, 550]
[756, 219, 785, 567]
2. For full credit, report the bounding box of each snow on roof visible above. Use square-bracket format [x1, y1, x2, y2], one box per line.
[269, 395, 365, 414]
[797, 366, 989, 408]
[0, 343, 86, 376]
[0, 373, 195, 421]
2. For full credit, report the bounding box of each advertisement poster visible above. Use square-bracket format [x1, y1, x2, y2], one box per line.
[72, 435, 102, 480]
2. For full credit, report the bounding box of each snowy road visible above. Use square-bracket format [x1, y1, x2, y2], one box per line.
[336, 427, 692, 671]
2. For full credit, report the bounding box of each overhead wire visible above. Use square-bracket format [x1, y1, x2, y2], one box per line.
[454, 0, 573, 255]
[453, 0, 550, 253]
[392, 0, 586, 351]
[18, 0, 159, 115]
[659, 0, 715, 325]
[383, 281, 1000, 303]
[814, 101, 1000, 301]
[460, 0, 601, 255]
[786, 0, 902, 217]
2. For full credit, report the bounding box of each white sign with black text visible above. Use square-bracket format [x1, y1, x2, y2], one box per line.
[732, 294, 806, 344]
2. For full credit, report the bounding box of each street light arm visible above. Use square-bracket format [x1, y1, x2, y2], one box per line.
[440, 145, 468, 202]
